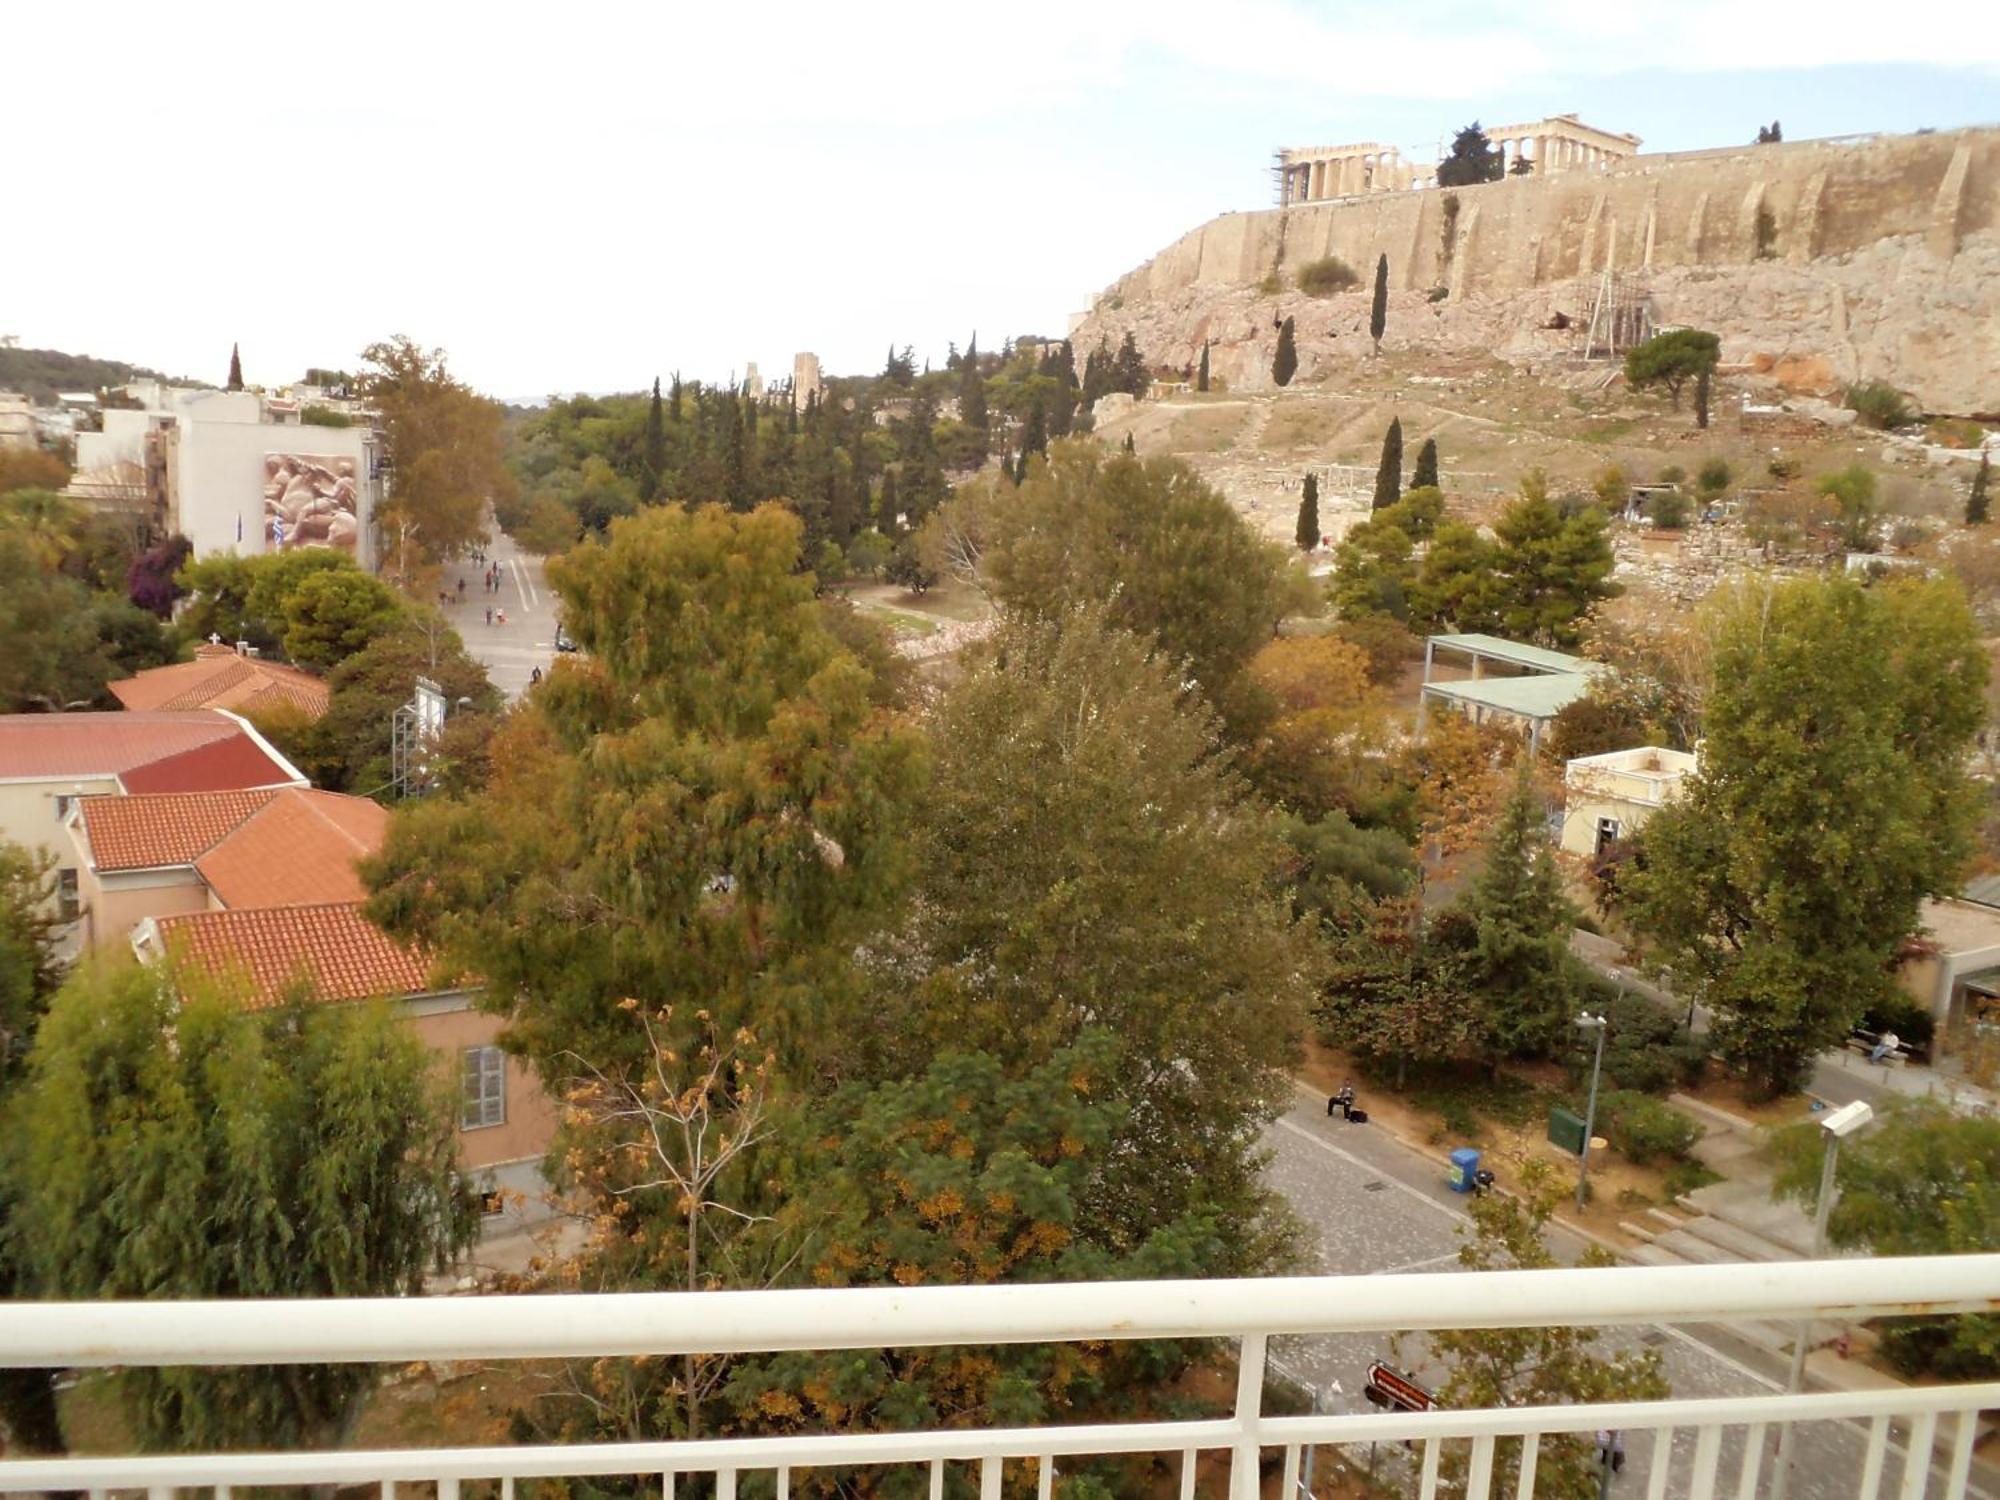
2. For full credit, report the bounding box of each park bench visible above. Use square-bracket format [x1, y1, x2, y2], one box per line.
[1845, 1027, 1918, 1068]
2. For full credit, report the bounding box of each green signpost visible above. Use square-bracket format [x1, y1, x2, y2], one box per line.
[1548, 1107, 1587, 1157]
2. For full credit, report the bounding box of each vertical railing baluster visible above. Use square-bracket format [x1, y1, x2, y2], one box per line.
[1280, 1443, 1300, 1500]
[1179, 1448, 1197, 1500]
[1944, 1409, 1976, 1500]
[930, 1458, 944, 1500]
[440, 1478, 460, 1500]
[1230, 1333, 1267, 1500]
[1898, 1411, 1937, 1500]
[1466, 1434, 1495, 1500]
[777, 1467, 791, 1500]
[1646, 1428, 1673, 1500]
[1857, 1414, 1889, 1499]
[215, 1487, 231, 1500]
[379, 1480, 393, 1500]
[719, 1468, 738, 1500]
[1514, 1433, 1540, 1500]
[980, 1456, 1001, 1500]
[1037, 1454, 1053, 1500]
[500, 1479, 513, 1500]
[1417, 1437, 1441, 1500]
[1688, 1423, 1722, 1500]
[1735, 1423, 1765, 1500]
[663, 1472, 674, 1500]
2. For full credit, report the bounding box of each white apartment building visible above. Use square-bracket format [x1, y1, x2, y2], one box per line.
[70, 381, 384, 566]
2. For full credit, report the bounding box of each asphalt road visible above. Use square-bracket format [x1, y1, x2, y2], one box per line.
[1264, 1085, 1981, 1500]
[447, 526, 559, 701]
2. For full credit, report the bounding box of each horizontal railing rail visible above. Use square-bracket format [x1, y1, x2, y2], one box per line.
[2, 1255, 1997, 1499]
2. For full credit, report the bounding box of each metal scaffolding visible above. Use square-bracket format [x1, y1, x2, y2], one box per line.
[1583, 269, 1656, 359]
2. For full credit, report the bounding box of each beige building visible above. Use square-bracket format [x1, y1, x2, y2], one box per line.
[1895, 896, 2000, 1048]
[0, 711, 305, 929]
[1558, 745, 1697, 858]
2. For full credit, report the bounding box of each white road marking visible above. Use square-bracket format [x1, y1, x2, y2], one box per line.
[1370, 1251, 1463, 1276]
[509, 557, 539, 610]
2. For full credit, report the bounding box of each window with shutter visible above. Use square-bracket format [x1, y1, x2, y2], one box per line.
[460, 1045, 506, 1130]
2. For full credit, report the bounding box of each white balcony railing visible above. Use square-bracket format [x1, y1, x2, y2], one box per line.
[3, 1255, 1998, 1499]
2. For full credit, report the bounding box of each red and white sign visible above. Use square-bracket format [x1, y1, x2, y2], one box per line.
[1365, 1361, 1435, 1413]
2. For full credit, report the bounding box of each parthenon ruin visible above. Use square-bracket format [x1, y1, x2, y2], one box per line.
[1276, 114, 1641, 206]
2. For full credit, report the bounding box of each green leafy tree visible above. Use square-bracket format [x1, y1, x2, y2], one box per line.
[1197, 341, 1210, 393]
[365, 502, 923, 1086]
[1436, 122, 1503, 186]
[1372, 417, 1403, 509]
[1490, 477, 1617, 648]
[1449, 768, 1583, 1058]
[979, 441, 1293, 722]
[1316, 895, 1483, 1085]
[1329, 516, 1414, 622]
[889, 611, 1315, 1268]
[1424, 1161, 1669, 1499]
[726, 1032, 1228, 1451]
[1818, 464, 1879, 548]
[1624, 329, 1720, 411]
[0, 488, 84, 571]
[1968, 452, 1991, 527]
[1379, 485, 1444, 542]
[0, 530, 118, 712]
[641, 376, 667, 502]
[1624, 575, 1987, 1094]
[1409, 518, 1501, 635]
[2, 961, 473, 1451]
[0, 841, 66, 1452]
[1772, 1100, 2000, 1377]
[362, 335, 513, 574]
[280, 566, 408, 669]
[1369, 253, 1389, 354]
[1410, 436, 1439, 491]
[1271, 316, 1298, 388]
[1295, 471, 1320, 551]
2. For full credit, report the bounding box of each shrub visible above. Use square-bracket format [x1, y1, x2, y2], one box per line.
[1426, 286, 1450, 304]
[300, 404, 355, 428]
[1590, 992, 1707, 1095]
[1258, 270, 1284, 297]
[1331, 615, 1421, 684]
[1664, 1159, 1722, 1197]
[1767, 454, 1802, 481]
[1695, 458, 1732, 497]
[1656, 464, 1686, 486]
[1646, 490, 1693, 529]
[1296, 256, 1359, 296]
[1928, 417, 1988, 449]
[1599, 1090, 1702, 1163]
[1846, 380, 1918, 431]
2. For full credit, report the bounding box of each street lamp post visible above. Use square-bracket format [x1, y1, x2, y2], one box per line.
[1576, 1011, 1608, 1212]
[1769, 1099, 1874, 1500]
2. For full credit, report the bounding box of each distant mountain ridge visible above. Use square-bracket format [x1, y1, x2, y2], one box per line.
[0, 346, 207, 404]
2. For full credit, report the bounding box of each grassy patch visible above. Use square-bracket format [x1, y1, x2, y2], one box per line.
[1577, 418, 1639, 444]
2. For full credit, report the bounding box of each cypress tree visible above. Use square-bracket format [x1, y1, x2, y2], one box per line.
[1411, 436, 1439, 491]
[1969, 452, 1992, 527]
[1694, 364, 1712, 430]
[1114, 333, 1147, 396]
[1296, 472, 1321, 553]
[1082, 342, 1112, 406]
[1370, 254, 1389, 356]
[879, 467, 900, 535]
[1271, 317, 1298, 388]
[669, 372, 683, 421]
[1022, 393, 1048, 462]
[1197, 342, 1210, 393]
[1372, 417, 1403, 510]
[960, 334, 987, 432]
[641, 377, 666, 502]
[227, 343, 243, 391]
[1122, 432, 1136, 454]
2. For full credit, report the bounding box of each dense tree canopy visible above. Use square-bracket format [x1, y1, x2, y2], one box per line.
[363, 335, 512, 572]
[1623, 575, 1987, 1093]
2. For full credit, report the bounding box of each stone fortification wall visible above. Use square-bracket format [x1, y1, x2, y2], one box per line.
[1079, 128, 2000, 414]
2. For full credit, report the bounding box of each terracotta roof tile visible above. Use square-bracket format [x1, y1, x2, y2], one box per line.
[153, 902, 440, 1008]
[120, 732, 303, 795]
[111, 656, 330, 719]
[78, 790, 277, 870]
[0, 712, 244, 780]
[196, 790, 389, 907]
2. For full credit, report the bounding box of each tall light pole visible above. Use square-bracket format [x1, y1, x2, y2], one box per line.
[1575, 1011, 1609, 1212]
[1769, 1099, 1873, 1500]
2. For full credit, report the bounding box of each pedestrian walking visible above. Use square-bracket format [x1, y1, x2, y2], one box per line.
[530, 666, 543, 686]
[485, 606, 492, 626]
[496, 608, 507, 626]
[457, 578, 466, 600]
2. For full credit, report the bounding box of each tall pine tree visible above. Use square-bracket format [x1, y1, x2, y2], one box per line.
[960, 334, 987, 433]
[1970, 452, 1993, 526]
[1372, 417, 1403, 510]
[1370, 254, 1389, 356]
[1271, 317, 1298, 388]
[1295, 472, 1320, 553]
[226, 343, 243, 391]
[1411, 436, 1439, 491]
[641, 377, 667, 502]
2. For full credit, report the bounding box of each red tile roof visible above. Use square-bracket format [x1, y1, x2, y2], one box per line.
[120, 731, 303, 795]
[77, 788, 388, 907]
[0, 712, 249, 780]
[79, 790, 277, 870]
[111, 651, 330, 719]
[152, 902, 442, 1008]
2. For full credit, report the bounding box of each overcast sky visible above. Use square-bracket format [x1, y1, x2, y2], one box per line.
[6, 1, 1995, 402]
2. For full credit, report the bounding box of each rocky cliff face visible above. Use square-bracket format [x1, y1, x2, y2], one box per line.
[1073, 128, 2000, 416]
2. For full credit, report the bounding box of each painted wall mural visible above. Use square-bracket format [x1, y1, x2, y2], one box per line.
[264, 453, 360, 551]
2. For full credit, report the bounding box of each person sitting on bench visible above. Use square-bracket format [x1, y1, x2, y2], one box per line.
[1327, 1081, 1357, 1119]
[1869, 1029, 1900, 1064]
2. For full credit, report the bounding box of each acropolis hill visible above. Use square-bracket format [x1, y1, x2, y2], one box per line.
[1075, 124, 2000, 415]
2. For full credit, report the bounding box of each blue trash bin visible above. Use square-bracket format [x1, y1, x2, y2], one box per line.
[1448, 1147, 1482, 1193]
